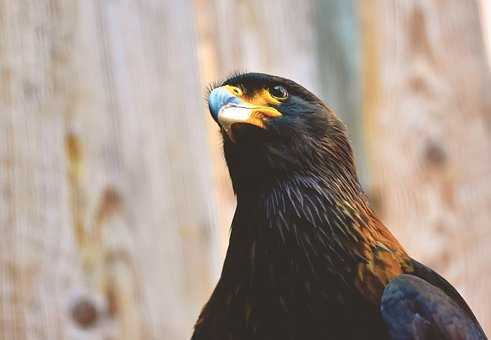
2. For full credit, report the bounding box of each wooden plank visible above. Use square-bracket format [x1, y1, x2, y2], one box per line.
[209, 0, 319, 90]
[362, 0, 491, 333]
[480, 0, 491, 65]
[0, 1, 217, 339]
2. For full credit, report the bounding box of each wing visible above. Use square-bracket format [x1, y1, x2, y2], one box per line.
[410, 259, 480, 324]
[381, 274, 487, 340]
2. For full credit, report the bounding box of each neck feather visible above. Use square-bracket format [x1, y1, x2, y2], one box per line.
[222, 172, 377, 284]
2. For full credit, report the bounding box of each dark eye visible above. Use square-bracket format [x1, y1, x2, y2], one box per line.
[270, 85, 288, 100]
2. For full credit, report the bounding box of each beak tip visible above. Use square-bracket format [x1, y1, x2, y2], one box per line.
[208, 88, 222, 121]
[208, 87, 239, 122]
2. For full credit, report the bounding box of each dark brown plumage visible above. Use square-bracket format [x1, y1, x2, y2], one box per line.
[192, 73, 486, 340]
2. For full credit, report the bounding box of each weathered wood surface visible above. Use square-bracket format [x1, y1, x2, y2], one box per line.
[0, 1, 216, 339]
[362, 0, 491, 332]
[481, 0, 491, 65]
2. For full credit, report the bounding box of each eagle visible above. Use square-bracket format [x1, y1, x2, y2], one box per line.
[191, 72, 486, 340]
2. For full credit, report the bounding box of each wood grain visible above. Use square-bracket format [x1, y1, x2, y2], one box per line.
[0, 1, 217, 339]
[362, 0, 491, 333]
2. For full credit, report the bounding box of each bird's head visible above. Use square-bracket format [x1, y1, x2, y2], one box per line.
[208, 72, 357, 194]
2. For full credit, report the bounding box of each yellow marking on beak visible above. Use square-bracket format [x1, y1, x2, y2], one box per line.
[247, 88, 282, 106]
[216, 87, 282, 141]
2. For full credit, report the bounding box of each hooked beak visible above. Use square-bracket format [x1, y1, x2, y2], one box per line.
[208, 85, 282, 141]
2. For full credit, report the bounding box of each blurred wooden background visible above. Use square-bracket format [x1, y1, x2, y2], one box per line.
[0, 1, 490, 339]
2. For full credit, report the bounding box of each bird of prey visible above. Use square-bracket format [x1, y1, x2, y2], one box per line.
[191, 73, 487, 340]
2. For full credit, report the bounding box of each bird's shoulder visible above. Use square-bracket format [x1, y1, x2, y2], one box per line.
[353, 217, 413, 304]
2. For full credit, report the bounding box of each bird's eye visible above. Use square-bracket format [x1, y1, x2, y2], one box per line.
[270, 85, 288, 100]
[228, 86, 243, 96]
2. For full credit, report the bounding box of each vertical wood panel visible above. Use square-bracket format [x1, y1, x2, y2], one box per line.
[0, 1, 216, 339]
[480, 0, 491, 65]
[362, 0, 491, 332]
